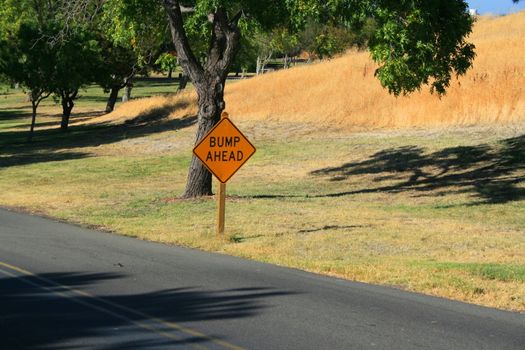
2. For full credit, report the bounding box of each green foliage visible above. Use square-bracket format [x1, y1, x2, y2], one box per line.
[0, 0, 36, 39]
[155, 52, 179, 75]
[52, 29, 103, 94]
[369, 1, 475, 95]
[0, 22, 56, 99]
[96, 40, 139, 90]
[270, 27, 299, 56]
[100, 0, 170, 66]
[231, 34, 259, 72]
[297, 19, 374, 60]
[182, 0, 474, 95]
[4, 0, 477, 107]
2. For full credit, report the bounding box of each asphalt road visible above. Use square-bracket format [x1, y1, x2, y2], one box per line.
[0, 208, 524, 350]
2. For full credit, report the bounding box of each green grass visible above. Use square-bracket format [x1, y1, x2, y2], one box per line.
[428, 262, 525, 282]
[1, 78, 525, 311]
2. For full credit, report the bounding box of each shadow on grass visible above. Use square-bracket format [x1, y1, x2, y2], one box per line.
[0, 108, 31, 121]
[0, 270, 291, 349]
[311, 135, 525, 205]
[0, 99, 196, 168]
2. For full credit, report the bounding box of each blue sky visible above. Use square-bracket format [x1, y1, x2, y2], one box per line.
[466, 0, 525, 15]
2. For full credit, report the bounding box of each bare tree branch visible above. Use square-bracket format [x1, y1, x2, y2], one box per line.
[47, 0, 106, 45]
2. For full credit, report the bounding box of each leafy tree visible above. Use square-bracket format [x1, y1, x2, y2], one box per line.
[96, 39, 140, 113]
[99, 0, 171, 102]
[155, 52, 179, 78]
[299, 23, 357, 60]
[0, 23, 54, 141]
[52, 28, 102, 130]
[157, 0, 475, 197]
[231, 34, 258, 76]
[0, 1, 105, 133]
[270, 27, 299, 68]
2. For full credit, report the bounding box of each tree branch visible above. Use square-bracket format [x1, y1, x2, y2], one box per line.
[162, 0, 204, 83]
[204, 8, 241, 77]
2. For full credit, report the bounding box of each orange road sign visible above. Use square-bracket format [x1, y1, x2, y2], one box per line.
[193, 115, 256, 183]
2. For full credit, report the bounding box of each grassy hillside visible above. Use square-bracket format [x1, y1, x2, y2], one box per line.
[225, 12, 525, 128]
[101, 11, 525, 129]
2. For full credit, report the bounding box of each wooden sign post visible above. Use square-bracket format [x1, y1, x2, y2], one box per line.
[217, 181, 226, 235]
[193, 112, 256, 236]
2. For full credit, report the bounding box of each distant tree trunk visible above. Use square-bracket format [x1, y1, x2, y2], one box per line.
[256, 56, 262, 75]
[29, 101, 37, 142]
[122, 80, 133, 103]
[60, 89, 78, 131]
[177, 73, 188, 92]
[256, 52, 272, 75]
[105, 86, 120, 113]
[168, 66, 173, 78]
[27, 90, 50, 142]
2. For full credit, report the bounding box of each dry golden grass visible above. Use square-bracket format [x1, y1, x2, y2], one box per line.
[96, 12, 525, 130]
[89, 92, 197, 126]
[225, 11, 525, 128]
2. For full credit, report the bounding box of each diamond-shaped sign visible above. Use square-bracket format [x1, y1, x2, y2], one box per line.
[193, 117, 256, 183]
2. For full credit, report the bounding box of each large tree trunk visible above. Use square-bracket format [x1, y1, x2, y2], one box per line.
[164, 1, 241, 198]
[105, 86, 120, 113]
[182, 77, 226, 198]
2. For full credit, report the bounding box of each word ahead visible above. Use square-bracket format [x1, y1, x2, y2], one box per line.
[193, 117, 256, 183]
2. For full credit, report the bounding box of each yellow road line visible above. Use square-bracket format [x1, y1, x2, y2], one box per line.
[0, 261, 245, 350]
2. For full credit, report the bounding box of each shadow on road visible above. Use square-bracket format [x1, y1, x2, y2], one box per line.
[0, 271, 292, 349]
[311, 135, 525, 205]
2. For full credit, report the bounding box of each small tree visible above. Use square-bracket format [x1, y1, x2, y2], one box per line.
[52, 28, 103, 130]
[95, 40, 138, 113]
[155, 52, 179, 78]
